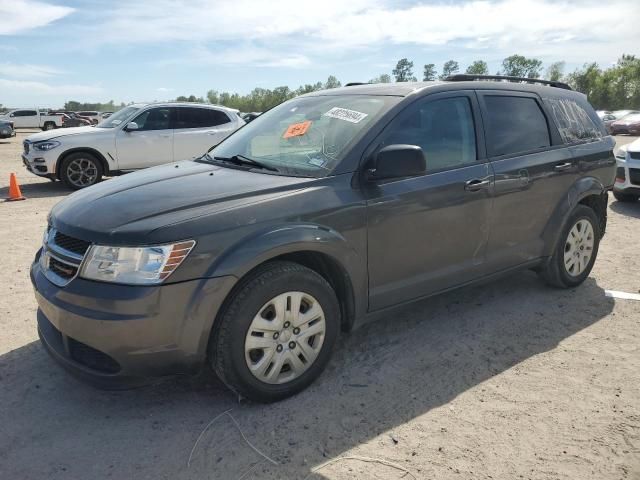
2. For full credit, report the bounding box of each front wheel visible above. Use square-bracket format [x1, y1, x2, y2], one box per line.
[59, 152, 103, 190]
[539, 205, 600, 288]
[210, 261, 340, 403]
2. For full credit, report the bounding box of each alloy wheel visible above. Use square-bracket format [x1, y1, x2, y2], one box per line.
[66, 158, 98, 188]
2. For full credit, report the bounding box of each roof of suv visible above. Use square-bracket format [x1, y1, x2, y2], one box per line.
[304, 79, 581, 99]
[132, 102, 240, 113]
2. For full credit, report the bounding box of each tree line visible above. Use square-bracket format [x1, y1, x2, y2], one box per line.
[56, 53, 638, 114]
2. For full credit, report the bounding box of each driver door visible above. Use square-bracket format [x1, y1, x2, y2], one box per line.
[365, 92, 494, 311]
[115, 107, 174, 169]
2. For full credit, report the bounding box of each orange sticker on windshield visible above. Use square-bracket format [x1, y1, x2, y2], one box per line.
[283, 120, 312, 139]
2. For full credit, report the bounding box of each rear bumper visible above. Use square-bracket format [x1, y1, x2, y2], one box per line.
[31, 257, 236, 387]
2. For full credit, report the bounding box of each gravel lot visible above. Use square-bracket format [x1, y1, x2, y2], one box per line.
[1, 131, 639, 480]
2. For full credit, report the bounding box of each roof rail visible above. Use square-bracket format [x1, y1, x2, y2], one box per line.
[445, 74, 572, 91]
[344, 82, 368, 87]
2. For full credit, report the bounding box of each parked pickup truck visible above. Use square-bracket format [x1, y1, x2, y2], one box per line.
[0, 109, 63, 131]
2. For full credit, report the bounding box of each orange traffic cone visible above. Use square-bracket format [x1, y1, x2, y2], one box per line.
[6, 173, 26, 201]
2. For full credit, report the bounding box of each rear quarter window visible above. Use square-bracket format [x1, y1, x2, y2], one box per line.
[544, 97, 603, 143]
[483, 96, 551, 157]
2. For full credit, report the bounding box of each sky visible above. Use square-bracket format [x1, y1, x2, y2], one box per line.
[0, 0, 639, 107]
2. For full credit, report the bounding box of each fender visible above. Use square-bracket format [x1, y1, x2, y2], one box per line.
[196, 223, 367, 338]
[55, 147, 111, 177]
[541, 175, 606, 257]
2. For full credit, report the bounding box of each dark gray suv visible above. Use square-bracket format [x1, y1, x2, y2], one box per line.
[31, 75, 615, 402]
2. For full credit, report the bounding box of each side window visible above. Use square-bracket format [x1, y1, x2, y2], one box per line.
[132, 108, 171, 131]
[13, 110, 36, 117]
[484, 96, 550, 157]
[380, 96, 477, 172]
[544, 97, 603, 143]
[176, 108, 230, 128]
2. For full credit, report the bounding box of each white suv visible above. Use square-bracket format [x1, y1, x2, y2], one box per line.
[21, 103, 245, 189]
[613, 138, 640, 202]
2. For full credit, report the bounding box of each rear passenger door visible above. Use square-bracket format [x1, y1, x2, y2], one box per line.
[477, 91, 576, 271]
[173, 107, 235, 161]
[366, 91, 493, 311]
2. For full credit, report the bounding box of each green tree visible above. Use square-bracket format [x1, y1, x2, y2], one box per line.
[440, 60, 460, 79]
[500, 54, 543, 78]
[206, 89, 220, 104]
[324, 75, 341, 89]
[393, 58, 416, 82]
[545, 61, 565, 82]
[466, 60, 489, 75]
[423, 63, 437, 81]
[369, 74, 392, 84]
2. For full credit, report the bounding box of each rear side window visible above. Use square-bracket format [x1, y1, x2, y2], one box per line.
[544, 97, 603, 143]
[380, 96, 477, 172]
[176, 108, 230, 129]
[483, 96, 550, 157]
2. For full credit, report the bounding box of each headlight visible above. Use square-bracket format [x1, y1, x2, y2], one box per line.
[615, 152, 627, 161]
[33, 140, 61, 151]
[80, 240, 195, 285]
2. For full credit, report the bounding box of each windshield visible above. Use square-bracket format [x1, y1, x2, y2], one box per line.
[95, 106, 140, 128]
[208, 95, 397, 177]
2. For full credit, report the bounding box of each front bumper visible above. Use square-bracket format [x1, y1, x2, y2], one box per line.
[614, 154, 640, 193]
[22, 146, 58, 177]
[31, 257, 236, 387]
[0, 128, 14, 138]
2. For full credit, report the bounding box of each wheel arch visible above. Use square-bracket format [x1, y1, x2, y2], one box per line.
[542, 175, 607, 256]
[55, 148, 110, 178]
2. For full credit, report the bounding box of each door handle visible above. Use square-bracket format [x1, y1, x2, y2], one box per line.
[464, 178, 491, 192]
[207, 131, 219, 135]
[554, 162, 573, 172]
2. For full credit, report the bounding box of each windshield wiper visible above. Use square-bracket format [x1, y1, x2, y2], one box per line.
[211, 154, 278, 172]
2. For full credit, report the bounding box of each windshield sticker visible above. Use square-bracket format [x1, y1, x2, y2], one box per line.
[283, 120, 312, 139]
[323, 107, 368, 124]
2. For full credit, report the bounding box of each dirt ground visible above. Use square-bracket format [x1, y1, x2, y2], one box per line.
[0, 131, 639, 480]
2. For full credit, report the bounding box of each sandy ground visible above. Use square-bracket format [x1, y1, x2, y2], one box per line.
[0, 131, 639, 480]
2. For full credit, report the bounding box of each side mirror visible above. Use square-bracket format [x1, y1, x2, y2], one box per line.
[367, 144, 426, 181]
[124, 121, 139, 131]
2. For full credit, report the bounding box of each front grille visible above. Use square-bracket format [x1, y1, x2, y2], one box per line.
[68, 338, 121, 373]
[629, 168, 640, 185]
[49, 256, 78, 279]
[629, 151, 640, 160]
[53, 231, 91, 256]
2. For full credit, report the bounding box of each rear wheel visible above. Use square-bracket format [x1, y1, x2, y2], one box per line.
[60, 152, 103, 190]
[43, 122, 56, 131]
[613, 190, 639, 202]
[539, 205, 600, 288]
[210, 261, 340, 403]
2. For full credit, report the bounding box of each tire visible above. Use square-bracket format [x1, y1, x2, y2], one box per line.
[59, 152, 103, 190]
[539, 205, 601, 289]
[210, 261, 340, 403]
[613, 190, 639, 203]
[43, 122, 55, 131]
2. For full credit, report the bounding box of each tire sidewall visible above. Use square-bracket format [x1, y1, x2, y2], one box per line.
[216, 265, 340, 402]
[60, 153, 103, 190]
[555, 206, 600, 287]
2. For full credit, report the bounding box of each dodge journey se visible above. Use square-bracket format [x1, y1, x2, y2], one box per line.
[32, 75, 615, 402]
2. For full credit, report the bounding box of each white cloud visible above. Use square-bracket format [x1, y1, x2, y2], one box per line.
[0, 0, 74, 35]
[0, 62, 65, 78]
[156, 87, 173, 92]
[0, 78, 102, 96]
[80, 0, 639, 68]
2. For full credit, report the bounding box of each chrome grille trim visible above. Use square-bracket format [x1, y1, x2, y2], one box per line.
[41, 228, 90, 287]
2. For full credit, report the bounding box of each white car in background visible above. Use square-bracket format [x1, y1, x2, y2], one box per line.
[613, 138, 640, 202]
[0, 109, 63, 130]
[76, 111, 101, 124]
[21, 102, 244, 189]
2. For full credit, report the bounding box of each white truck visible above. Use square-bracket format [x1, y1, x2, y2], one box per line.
[0, 109, 63, 131]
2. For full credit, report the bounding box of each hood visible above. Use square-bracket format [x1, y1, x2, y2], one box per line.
[612, 118, 640, 126]
[623, 138, 640, 153]
[50, 160, 315, 244]
[26, 126, 105, 142]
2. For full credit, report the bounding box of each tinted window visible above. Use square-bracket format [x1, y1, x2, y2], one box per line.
[176, 108, 230, 129]
[14, 110, 37, 117]
[132, 108, 171, 131]
[484, 96, 550, 156]
[380, 96, 477, 171]
[544, 97, 603, 143]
